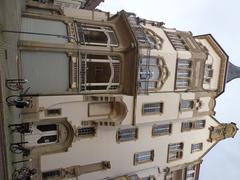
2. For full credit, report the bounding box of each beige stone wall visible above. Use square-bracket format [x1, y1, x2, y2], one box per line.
[39, 110, 219, 180]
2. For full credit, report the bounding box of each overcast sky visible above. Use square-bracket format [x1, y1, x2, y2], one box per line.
[99, 1, 240, 179]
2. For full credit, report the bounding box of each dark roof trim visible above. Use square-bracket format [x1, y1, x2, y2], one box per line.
[194, 34, 229, 59]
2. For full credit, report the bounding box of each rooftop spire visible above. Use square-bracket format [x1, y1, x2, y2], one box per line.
[226, 62, 240, 83]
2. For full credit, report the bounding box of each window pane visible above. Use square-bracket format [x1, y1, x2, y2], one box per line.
[191, 143, 203, 153]
[83, 30, 108, 44]
[117, 128, 137, 142]
[143, 103, 163, 114]
[77, 24, 118, 47]
[152, 124, 171, 136]
[177, 70, 191, 78]
[78, 127, 96, 137]
[180, 100, 194, 110]
[193, 120, 205, 129]
[178, 59, 192, 68]
[176, 79, 189, 87]
[140, 57, 158, 65]
[181, 122, 192, 131]
[134, 150, 154, 165]
[168, 143, 183, 162]
[182, 120, 205, 131]
[42, 169, 60, 179]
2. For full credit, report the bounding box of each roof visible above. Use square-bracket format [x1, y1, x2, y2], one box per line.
[194, 34, 229, 97]
[84, 0, 104, 10]
[226, 61, 240, 83]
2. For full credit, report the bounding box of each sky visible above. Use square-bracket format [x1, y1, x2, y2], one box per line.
[98, 1, 240, 179]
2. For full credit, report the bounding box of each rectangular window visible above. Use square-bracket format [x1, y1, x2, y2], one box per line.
[168, 143, 183, 162]
[46, 108, 61, 116]
[175, 59, 192, 90]
[152, 124, 171, 136]
[185, 164, 199, 180]
[181, 122, 192, 131]
[138, 57, 161, 92]
[177, 70, 191, 78]
[177, 59, 192, 68]
[204, 64, 213, 83]
[193, 120, 205, 129]
[42, 170, 61, 180]
[165, 31, 188, 51]
[37, 124, 57, 132]
[80, 54, 121, 92]
[134, 150, 154, 165]
[191, 143, 203, 153]
[117, 128, 138, 142]
[78, 127, 96, 137]
[143, 102, 163, 115]
[76, 23, 118, 47]
[180, 100, 194, 110]
[176, 79, 189, 88]
[181, 120, 205, 132]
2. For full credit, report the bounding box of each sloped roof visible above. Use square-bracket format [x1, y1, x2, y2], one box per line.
[194, 34, 229, 97]
[226, 61, 240, 83]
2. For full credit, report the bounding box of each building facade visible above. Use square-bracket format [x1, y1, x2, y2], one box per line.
[28, 0, 104, 10]
[9, 1, 238, 180]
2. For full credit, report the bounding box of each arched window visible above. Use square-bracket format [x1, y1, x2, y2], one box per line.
[76, 23, 118, 47]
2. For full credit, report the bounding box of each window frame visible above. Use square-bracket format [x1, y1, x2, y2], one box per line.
[179, 100, 194, 111]
[152, 124, 172, 136]
[142, 102, 164, 115]
[80, 54, 121, 92]
[191, 143, 203, 153]
[76, 23, 118, 47]
[204, 64, 213, 83]
[116, 127, 138, 143]
[138, 56, 162, 91]
[181, 120, 206, 132]
[167, 142, 184, 162]
[134, 150, 154, 165]
[175, 59, 192, 90]
[165, 31, 189, 51]
[77, 127, 96, 137]
[193, 120, 205, 129]
[42, 169, 61, 180]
